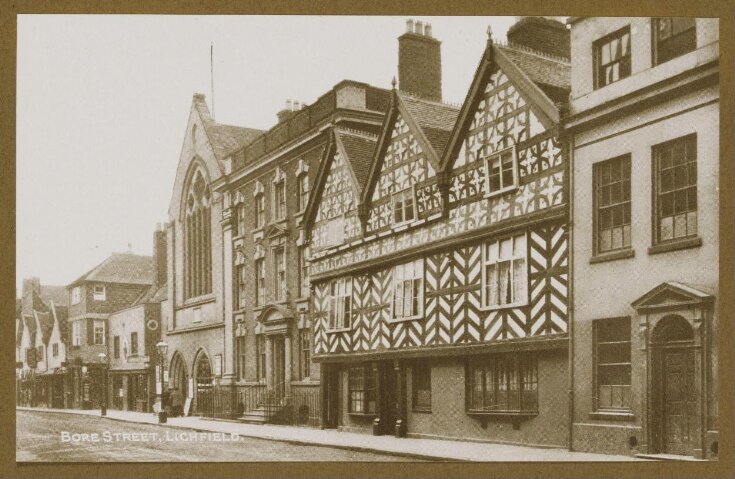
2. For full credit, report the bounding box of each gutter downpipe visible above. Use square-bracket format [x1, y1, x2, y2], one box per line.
[565, 122, 575, 452]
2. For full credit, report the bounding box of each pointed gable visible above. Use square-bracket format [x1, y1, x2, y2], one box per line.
[632, 282, 714, 312]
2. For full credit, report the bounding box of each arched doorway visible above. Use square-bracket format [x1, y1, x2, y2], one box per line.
[169, 352, 188, 400]
[651, 315, 697, 455]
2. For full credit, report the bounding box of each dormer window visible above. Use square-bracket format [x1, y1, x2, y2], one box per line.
[392, 188, 416, 225]
[484, 146, 518, 197]
[93, 285, 106, 301]
[653, 18, 696, 65]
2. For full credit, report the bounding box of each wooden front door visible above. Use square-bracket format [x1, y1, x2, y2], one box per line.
[380, 363, 403, 434]
[323, 365, 340, 429]
[272, 337, 286, 397]
[661, 347, 697, 455]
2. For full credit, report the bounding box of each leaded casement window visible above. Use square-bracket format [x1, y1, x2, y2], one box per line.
[52, 343, 59, 358]
[392, 259, 424, 320]
[256, 335, 266, 382]
[184, 170, 213, 299]
[298, 173, 310, 212]
[348, 365, 377, 414]
[298, 246, 310, 298]
[254, 258, 265, 307]
[653, 134, 697, 244]
[93, 285, 106, 301]
[484, 146, 518, 196]
[113, 336, 120, 359]
[482, 234, 527, 309]
[412, 364, 432, 412]
[594, 155, 632, 254]
[594, 26, 631, 89]
[71, 287, 81, 305]
[653, 18, 696, 65]
[254, 193, 265, 229]
[273, 179, 287, 221]
[467, 354, 538, 413]
[130, 332, 138, 356]
[237, 336, 247, 381]
[71, 321, 81, 346]
[300, 328, 311, 380]
[594, 317, 632, 411]
[273, 247, 286, 302]
[235, 203, 247, 237]
[237, 265, 247, 310]
[93, 319, 105, 345]
[392, 188, 417, 225]
[328, 277, 352, 331]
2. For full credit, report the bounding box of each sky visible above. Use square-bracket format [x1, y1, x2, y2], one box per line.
[16, 15, 522, 294]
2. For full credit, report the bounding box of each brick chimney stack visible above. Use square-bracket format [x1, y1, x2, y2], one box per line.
[152, 223, 167, 289]
[21, 277, 41, 314]
[506, 17, 570, 59]
[398, 18, 442, 102]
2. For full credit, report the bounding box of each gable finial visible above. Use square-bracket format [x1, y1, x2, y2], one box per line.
[391, 76, 397, 90]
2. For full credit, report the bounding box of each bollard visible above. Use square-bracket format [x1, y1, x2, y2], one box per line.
[372, 417, 382, 436]
[394, 419, 406, 438]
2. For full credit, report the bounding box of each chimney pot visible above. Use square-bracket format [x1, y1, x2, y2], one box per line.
[406, 19, 414, 33]
[425, 23, 432, 38]
[415, 20, 423, 35]
[398, 21, 442, 101]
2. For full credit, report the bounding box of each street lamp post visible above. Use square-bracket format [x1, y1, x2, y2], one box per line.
[98, 352, 108, 417]
[156, 341, 168, 424]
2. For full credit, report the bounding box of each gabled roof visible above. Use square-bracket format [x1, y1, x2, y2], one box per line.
[22, 314, 36, 345]
[133, 283, 168, 306]
[51, 303, 69, 344]
[440, 37, 569, 171]
[39, 285, 68, 307]
[302, 133, 337, 232]
[360, 90, 459, 207]
[35, 311, 54, 345]
[192, 97, 265, 161]
[334, 128, 379, 196]
[69, 253, 154, 287]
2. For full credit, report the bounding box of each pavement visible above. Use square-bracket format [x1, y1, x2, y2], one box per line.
[17, 406, 642, 462]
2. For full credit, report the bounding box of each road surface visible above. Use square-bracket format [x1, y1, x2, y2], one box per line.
[16, 409, 420, 462]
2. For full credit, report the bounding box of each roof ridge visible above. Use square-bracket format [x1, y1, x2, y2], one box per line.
[500, 41, 571, 63]
[398, 91, 462, 110]
[335, 127, 379, 141]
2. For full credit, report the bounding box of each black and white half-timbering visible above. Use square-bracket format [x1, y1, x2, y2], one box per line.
[16, 15, 721, 462]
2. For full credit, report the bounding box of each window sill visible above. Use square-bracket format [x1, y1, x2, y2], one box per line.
[480, 302, 529, 312]
[589, 248, 635, 264]
[588, 410, 636, 421]
[326, 327, 351, 334]
[467, 410, 538, 418]
[179, 294, 216, 309]
[648, 236, 702, 255]
[388, 315, 423, 323]
[483, 185, 519, 200]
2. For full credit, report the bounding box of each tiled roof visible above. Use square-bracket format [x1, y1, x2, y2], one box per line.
[40, 285, 68, 307]
[399, 93, 460, 157]
[133, 283, 168, 306]
[23, 314, 36, 345]
[207, 123, 265, 161]
[36, 311, 54, 345]
[70, 253, 154, 287]
[336, 129, 378, 192]
[53, 304, 69, 343]
[498, 44, 571, 91]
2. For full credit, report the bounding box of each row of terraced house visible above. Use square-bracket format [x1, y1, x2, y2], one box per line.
[17, 17, 720, 459]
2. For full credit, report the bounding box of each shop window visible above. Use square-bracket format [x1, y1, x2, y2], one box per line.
[392, 259, 424, 320]
[467, 354, 538, 413]
[653, 18, 696, 65]
[594, 154, 632, 253]
[392, 188, 416, 225]
[653, 134, 698, 244]
[484, 146, 518, 196]
[482, 234, 527, 308]
[594, 26, 631, 89]
[412, 364, 432, 412]
[328, 277, 352, 331]
[348, 365, 376, 414]
[594, 317, 632, 410]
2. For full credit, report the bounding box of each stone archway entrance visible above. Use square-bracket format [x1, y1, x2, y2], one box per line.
[170, 352, 189, 400]
[651, 315, 697, 455]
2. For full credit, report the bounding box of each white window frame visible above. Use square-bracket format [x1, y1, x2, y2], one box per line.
[391, 186, 417, 226]
[483, 146, 519, 198]
[481, 233, 528, 310]
[71, 286, 81, 305]
[93, 285, 106, 301]
[93, 319, 105, 345]
[71, 321, 81, 346]
[391, 259, 424, 322]
[327, 277, 352, 332]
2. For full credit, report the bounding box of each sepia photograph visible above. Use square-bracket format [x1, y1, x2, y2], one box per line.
[11, 9, 725, 473]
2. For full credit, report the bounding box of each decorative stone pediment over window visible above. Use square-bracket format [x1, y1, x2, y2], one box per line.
[255, 305, 293, 336]
[254, 181, 264, 197]
[233, 190, 245, 206]
[265, 223, 288, 239]
[254, 244, 265, 260]
[272, 166, 286, 184]
[295, 158, 309, 177]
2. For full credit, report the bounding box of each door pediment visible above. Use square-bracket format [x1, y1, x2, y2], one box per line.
[631, 282, 714, 313]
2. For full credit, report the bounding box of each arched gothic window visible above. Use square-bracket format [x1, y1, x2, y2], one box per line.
[185, 169, 212, 298]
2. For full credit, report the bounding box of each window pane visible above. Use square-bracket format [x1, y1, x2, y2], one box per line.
[687, 211, 698, 236]
[513, 259, 526, 304]
[499, 238, 512, 259]
[513, 234, 526, 258]
[487, 242, 498, 263]
[486, 265, 498, 306]
[660, 216, 674, 241]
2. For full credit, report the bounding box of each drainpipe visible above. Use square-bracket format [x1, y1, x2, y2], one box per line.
[566, 123, 575, 452]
